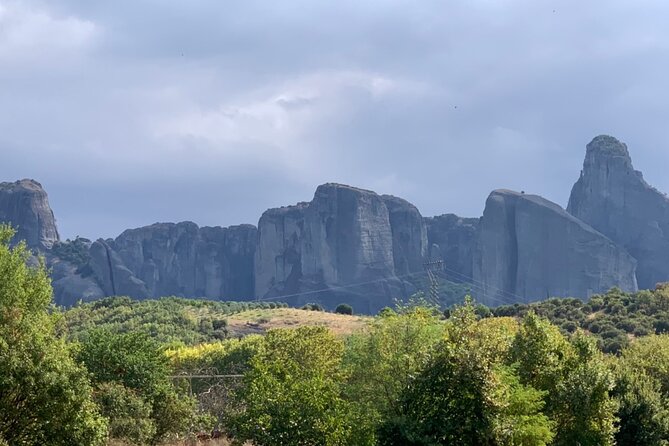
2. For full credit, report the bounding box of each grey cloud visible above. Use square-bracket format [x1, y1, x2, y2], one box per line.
[2, 0, 669, 239]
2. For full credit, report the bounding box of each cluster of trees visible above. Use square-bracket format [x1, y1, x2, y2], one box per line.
[50, 237, 93, 272]
[0, 226, 222, 445]
[170, 302, 669, 446]
[63, 295, 288, 345]
[491, 286, 669, 353]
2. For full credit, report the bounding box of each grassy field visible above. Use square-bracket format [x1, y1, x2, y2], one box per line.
[226, 307, 371, 337]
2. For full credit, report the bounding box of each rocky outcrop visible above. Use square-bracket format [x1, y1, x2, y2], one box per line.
[425, 214, 479, 280]
[381, 195, 428, 276]
[44, 221, 258, 305]
[89, 222, 257, 301]
[255, 184, 412, 312]
[568, 135, 669, 289]
[89, 239, 150, 299]
[49, 255, 105, 307]
[474, 189, 638, 306]
[0, 179, 59, 250]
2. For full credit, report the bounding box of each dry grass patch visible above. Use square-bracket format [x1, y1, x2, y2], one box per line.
[226, 308, 371, 337]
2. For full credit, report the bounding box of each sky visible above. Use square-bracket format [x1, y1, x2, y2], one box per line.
[2, 0, 669, 240]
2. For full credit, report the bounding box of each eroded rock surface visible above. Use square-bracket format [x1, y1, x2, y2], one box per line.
[425, 214, 479, 280]
[255, 184, 412, 312]
[474, 189, 638, 306]
[0, 179, 59, 250]
[568, 135, 669, 289]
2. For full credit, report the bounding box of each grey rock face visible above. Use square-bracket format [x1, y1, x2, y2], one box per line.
[568, 135, 669, 289]
[89, 239, 150, 299]
[256, 184, 411, 313]
[474, 189, 638, 306]
[425, 214, 479, 280]
[49, 256, 105, 307]
[93, 222, 257, 300]
[381, 195, 428, 276]
[0, 179, 59, 250]
[254, 203, 308, 300]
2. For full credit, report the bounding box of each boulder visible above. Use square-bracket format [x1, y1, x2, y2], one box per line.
[0, 179, 59, 250]
[474, 189, 637, 306]
[568, 135, 669, 289]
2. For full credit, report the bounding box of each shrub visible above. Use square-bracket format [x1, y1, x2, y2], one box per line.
[335, 303, 354, 315]
[95, 382, 156, 445]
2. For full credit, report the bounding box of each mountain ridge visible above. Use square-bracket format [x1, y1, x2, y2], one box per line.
[2, 135, 666, 312]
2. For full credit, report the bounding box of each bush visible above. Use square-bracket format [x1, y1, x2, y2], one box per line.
[77, 329, 198, 444]
[95, 382, 156, 445]
[335, 303, 354, 315]
[301, 303, 324, 312]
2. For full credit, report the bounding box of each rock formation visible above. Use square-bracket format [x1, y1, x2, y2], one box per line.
[48, 221, 257, 305]
[89, 239, 150, 299]
[0, 179, 59, 250]
[424, 214, 479, 280]
[474, 189, 638, 306]
[255, 184, 414, 313]
[107, 222, 257, 300]
[568, 135, 669, 289]
[381, 195, 428, 276]
[5, 135, 667, 312]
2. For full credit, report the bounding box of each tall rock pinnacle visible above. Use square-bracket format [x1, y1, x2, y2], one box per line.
[0, 179, 60, 250]
[568, 135, 669, 288]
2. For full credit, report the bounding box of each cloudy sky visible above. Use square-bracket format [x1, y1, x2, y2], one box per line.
[2, 0, 669, 240]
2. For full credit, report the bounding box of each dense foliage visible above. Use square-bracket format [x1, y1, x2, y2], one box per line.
[4, 220, 669, 445]
[162, 299, 669, 445]
[492, 286, 669, 353]
[0, 226, 107, 446]
[50, 237, 93, 272]
[63, 296, 287, 345]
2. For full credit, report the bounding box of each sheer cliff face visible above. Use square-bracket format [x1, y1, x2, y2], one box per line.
[474, 190, 638, 306]
[0, 179, 59, 250]
[568, 135, 669, 289]
[382, 195, 428, 277]
[92, 222, 258, 301]
[425, 214, 479, 280]
[255, 184, 418, 312]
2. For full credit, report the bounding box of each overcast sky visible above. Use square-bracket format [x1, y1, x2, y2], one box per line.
[2, 0, 669, 240]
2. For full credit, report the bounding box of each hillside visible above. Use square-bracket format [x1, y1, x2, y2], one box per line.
[62, 296, 369, 345]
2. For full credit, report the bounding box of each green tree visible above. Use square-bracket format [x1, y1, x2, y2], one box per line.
[0, 225, 107, 445]
[228, 326, 361, 446]
[493, 366, 554, 446]
[95, 382, 156, 445]
[335, 303, 354, 315]
[343, 305, 443, 423]
[620, 335, 669, 396]
[510, 314, 617, 446]
[379, 301, 552, 446]
[77, 328, 197, 444]
[551, 334, 617, 446]
[612, 364, 669, 446]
